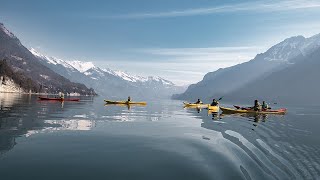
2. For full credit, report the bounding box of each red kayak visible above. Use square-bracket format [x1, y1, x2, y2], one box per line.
[38, 97, 80, 101]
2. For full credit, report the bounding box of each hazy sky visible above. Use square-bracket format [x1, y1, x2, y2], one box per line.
[1, 0, 320, 85]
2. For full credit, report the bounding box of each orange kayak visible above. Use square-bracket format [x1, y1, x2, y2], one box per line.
[220, 107, 287, 114]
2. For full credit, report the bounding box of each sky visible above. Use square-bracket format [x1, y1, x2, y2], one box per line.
[1, 0, 320, 85]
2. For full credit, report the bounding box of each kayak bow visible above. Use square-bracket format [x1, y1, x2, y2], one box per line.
[183, 102, 209, 108]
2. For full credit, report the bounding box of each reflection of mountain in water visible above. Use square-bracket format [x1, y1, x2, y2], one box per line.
[0, 96, 175, 156]
[25, 119, 95, 137]
[0, 94, 95, 156]
[0, 132, 16, 156]
[0, 93, 22, 109]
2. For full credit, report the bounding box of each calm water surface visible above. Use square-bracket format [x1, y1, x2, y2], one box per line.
[0, 94, 320, 180]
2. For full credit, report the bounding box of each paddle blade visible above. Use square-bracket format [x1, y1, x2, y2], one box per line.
[234, 105, 241, 109]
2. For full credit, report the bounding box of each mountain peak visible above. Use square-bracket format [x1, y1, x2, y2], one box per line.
[66, 60, 95, 73]
[0, 23, 16, 39]
[29, 48, 176, 86]
[277, 35, 305, 48]
[262, 35, 306, 62]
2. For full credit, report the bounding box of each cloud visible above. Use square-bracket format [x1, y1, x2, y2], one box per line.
[102, 0, 320, 19]
[162, 69, 205, 75]
[107, 46, 264, 85]
[135, 46, 264, 63]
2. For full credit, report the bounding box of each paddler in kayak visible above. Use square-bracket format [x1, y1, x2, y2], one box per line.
[127, 96, 131, 102]
[210, 98, 219, 106]
[58, 92, 65, 100]
[194, 98, 203, 104]
[261, 101, 269, 110]
[252, 99, 262, 111]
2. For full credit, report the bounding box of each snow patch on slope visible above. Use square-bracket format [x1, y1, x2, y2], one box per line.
[67, 61, 95, 73]
[111, 70, 148, 82]
[0, 23, 16, 38]
[263, 34, 320, 62]
[40, 74, 50, 80]
[301, 33, 320, 55]
[30, 48, 77, 71]
[263, 36, 305, 62]
[30, 48, 57, 65]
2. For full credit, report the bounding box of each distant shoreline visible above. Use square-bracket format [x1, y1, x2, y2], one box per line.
[0, 92, 95, 96]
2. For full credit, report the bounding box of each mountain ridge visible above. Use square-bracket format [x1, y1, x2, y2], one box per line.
[30, 48, 183, 98]
[222, 45, 320, 105]
[30, 48, 175, 85]
[0, 23, 96, 95]
[173, 33, 320, 104]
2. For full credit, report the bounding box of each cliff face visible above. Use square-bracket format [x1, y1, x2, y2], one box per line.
[0, 78, 22, 93]
[0, 59, 37, 93]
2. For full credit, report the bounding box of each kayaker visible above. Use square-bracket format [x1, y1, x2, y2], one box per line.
[262, 101, 269, 110]
[59, 92, 65, 100]
[252, 100, 261, 111]
[210, 99, 219, 106]
[127, 96, 131, 102]
[195, 99, 202, 104]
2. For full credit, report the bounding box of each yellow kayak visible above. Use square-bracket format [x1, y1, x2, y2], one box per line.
[207, 105, 219, 112]
[104, 100, 147, 105]
[220, 107, 287, 114]
[183, 102, 209, 108]
[104, 103, 146, 107]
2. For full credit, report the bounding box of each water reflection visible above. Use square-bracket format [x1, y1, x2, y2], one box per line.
[187, 106, 320, 179]
[0, 95, 170, 156]
[222, 113, 269, 122]
[184, 107, 204, 114]
[37, 99, 66, 109]
[0, 94, 94, 156]
[210, 112, 222, 120]
[104, 103, 146, 110]
[2, 96, 320, 179]
[25, 119, 95, 137]
[0, 93, 22, 111]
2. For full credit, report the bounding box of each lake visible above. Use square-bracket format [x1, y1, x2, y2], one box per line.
[0, 94, 320, 180]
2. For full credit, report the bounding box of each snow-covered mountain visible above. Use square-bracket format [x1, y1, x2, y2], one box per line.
[31, 49, 181, 98]
[174, 33, 320, 102]
[261, 34, 320, 63]
[0, 23, 95, 95]
[224, 45, 320, 105]
[66, 59, 174, 85]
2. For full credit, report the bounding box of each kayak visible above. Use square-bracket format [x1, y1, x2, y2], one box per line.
[220, 107, 287, 114]
[183, 102, 209, 108]
[104, 103, 145, 107]
[207, 105, 219, 112]
[221, 107, 287, 114]
[104, 100, 147, 105]
[38, 97, 80, 101]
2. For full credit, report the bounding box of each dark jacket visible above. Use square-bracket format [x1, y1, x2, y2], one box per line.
[211, 100, 219, 106]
